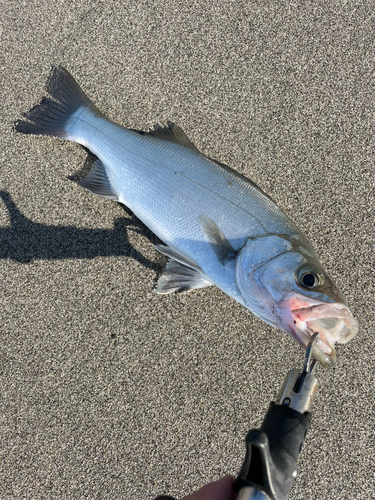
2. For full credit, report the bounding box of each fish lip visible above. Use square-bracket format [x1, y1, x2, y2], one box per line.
[292, 322, 337, 368]
[279, 295, 358, 367]
[311, 341, 337, 367]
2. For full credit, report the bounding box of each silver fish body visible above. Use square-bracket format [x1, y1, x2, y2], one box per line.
[15, 66, 358, 366]
[68, 106, 306, 303]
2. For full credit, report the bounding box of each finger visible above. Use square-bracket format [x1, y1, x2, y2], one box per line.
[182, 475, 236, 500]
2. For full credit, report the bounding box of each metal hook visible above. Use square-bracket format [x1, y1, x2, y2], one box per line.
[303, 332, 320, 375]
[294, 332, 319, 393]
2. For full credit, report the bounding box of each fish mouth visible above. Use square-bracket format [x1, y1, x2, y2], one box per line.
[279, 295, 358, 367]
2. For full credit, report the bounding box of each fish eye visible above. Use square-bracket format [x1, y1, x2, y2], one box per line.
[302, 273, 316, 287]
[296, 268, 322, 289]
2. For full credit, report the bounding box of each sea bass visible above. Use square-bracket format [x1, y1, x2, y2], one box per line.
[15, 66, 358, 366]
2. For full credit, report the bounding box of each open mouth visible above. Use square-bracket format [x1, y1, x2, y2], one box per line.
[279, 295, 358, 367]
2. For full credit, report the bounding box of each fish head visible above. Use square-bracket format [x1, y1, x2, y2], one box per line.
[235, 234, 358, 367]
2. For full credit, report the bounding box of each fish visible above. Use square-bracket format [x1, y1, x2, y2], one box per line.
[15, 66, 358, 367]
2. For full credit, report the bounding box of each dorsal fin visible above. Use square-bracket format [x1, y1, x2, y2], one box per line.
[133, 122, 274, 202]
[133, 121, 200, 153]
[204, 157, 274, 201]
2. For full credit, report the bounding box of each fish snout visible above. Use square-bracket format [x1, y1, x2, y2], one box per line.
[278, 295, 358, 367]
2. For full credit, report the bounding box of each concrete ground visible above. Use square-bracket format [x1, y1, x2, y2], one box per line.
[1, 1, 374, 499]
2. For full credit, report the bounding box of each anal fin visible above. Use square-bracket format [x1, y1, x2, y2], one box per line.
[154, 245, 212, 294]
[78, 159, 118, 200]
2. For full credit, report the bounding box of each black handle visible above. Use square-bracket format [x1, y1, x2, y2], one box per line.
[233, 403, 311, 500]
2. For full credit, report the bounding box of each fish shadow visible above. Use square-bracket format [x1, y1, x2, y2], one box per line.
[0, 190, 165, 275]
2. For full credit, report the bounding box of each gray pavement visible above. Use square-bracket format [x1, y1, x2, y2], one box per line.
[1, 1, 374, 499]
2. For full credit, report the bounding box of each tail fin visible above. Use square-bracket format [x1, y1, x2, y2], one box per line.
[14, 66, 98, 138]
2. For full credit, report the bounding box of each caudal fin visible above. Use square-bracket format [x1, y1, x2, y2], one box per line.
[14, 66, 98, 138]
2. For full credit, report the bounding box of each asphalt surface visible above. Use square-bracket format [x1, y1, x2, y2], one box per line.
[1, 1, 374, 499]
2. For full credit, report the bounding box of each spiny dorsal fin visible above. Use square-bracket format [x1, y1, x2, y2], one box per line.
[154, 244, 212, 294]
[199, 215, 236, 266]
[78, 159, 118, 200]
[133, 121, 274, 202]
[143, 121, 201, 153]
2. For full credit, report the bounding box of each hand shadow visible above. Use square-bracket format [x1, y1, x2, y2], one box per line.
[0, 190, 165, 278]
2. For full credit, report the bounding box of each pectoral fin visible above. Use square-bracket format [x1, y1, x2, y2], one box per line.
[154, 244, 212, 294]
[199, 215, 236, 266]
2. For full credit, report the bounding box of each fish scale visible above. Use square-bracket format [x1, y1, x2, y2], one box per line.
[70, 108, 298, 246]
[15, 66, 358, 366]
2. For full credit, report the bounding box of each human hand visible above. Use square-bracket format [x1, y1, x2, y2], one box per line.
[181, 475, 236, 500]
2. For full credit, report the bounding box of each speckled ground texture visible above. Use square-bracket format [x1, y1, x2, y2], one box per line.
[1, 1, 374, 499]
